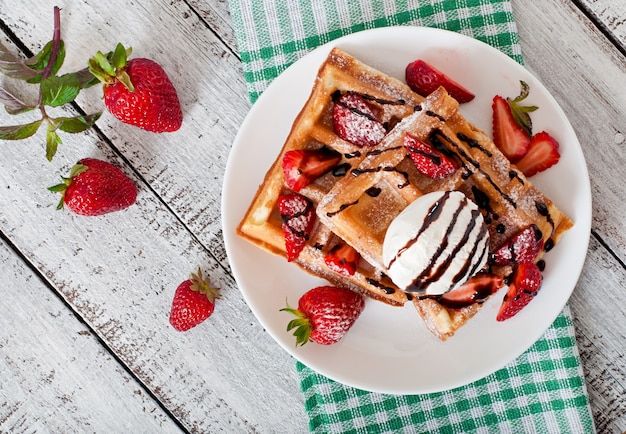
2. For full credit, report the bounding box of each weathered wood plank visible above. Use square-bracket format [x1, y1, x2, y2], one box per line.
[569, 237, 626, 433]
[513, 0, 626, 432]
[0, 236, 185, 433]
[577, 0, 626, 50]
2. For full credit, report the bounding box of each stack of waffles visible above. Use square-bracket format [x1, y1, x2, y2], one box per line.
[237, 48, 573, 340]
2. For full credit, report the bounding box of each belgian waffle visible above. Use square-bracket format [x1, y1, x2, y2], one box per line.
[317, 86, 573, 339]
[237, 47, 573, 340]
[237, 47, 425, 306]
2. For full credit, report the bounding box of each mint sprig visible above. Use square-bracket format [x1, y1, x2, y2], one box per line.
[507, 81, 538, 137]
[0, 6, 101, 161]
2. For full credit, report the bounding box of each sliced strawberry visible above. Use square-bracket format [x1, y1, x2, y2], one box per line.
[282, 147, 342, 192]
[492, 95, 531, 162]
[324, 241, 360, 276]
[490, 224, 544, 266]
[515, 131, 560, 177]
[404, 133, 457, 179]
[277, 193, 315, 262]
[438, 273, 503, 309]
[332, 92, 386, 147]
[496, 262, 543, 321]
[405, 59, 474, 103]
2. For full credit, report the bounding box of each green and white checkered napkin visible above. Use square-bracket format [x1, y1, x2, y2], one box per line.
[228, 0, 595, 432]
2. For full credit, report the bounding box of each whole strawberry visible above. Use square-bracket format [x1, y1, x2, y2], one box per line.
[89, 43, 182, 132]
[170, 268, 221, 332]
[281, 286, 365, 346]
[49, 158, 137, 216]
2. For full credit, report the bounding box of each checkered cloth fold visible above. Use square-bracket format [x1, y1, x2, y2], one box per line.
[228, 0, 595, 432]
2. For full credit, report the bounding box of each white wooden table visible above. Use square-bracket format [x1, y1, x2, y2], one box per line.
[1, 0, 625, 432]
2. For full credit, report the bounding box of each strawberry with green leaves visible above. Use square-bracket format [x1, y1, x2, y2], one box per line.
[49, 158, 137, 216]
[492, 81, 561, 176]
[170, 268, 221, 332]
[281, 286, 365, 346]
[89, 43, 182, 133]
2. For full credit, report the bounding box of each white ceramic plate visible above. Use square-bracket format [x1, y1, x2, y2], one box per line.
[222, 27, 591, 394]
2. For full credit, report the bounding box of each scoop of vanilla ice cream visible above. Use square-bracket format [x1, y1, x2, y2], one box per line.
[382, 190, 489, 295]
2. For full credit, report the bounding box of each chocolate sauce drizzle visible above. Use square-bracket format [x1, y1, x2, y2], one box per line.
[457, 132, 493, 158]
[366, 187, 382, 197]
[326, 200, 359, 218]
[404, 195, 486, 294]
[387, 192, 448, 269]
[433, 130, 517, 209]
[425, 110, 446, 122]
[366, 278, 396, 294]
[509, 170, 525, 185]
[332, 163, 350, 177]
[350, 166, 410, 189]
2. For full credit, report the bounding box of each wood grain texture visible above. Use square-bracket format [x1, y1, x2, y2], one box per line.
[0, 236, 184, 433]
[0, 0, 624, 432]
[512, 0, 626, 432]
[577, 0, 626, 51]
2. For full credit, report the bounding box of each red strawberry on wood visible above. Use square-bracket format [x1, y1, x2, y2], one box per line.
[277, 193, 315, 262]
[89, 43, 182, 133]
[49, 158, 137, 216]
[281, 286, 365, 346]
[405, 59, 475, 103]
[170, 268, 221, 331]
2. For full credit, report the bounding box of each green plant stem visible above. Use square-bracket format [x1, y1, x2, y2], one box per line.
[38, 7, 61, 126]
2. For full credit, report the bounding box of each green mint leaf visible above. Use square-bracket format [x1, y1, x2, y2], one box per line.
[0, 119, 42, 140]
[45, 128, 62, 161]
[0, 86, 36, 114]
[57, 112, 102, 133]
[507, 81, 539, 137]
[25, 40, 66, 84]
[40, 74, 80, 107]
[0, 40, 39, 80]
